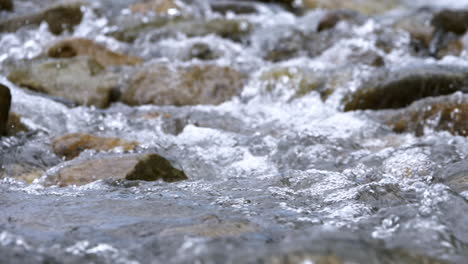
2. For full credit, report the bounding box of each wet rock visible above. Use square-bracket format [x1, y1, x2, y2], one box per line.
[6, 113, 29, 136]
[47, 38, 143, 66]
[374, 93, 468, 137]
[52, 133, 139, 160]
[343, 64, 468, 111]
[392, 8, 434, 55]
[435, 160, 468, 194]
[430, 9, 468, 57]
[356, 183, 408, 210]
[317, 10, 365, 32]
[8, 57, 118, 108]
[0, 83, 11, 136]
[130, 0, 181, 14]
[211, 1, 258, 15]
[49, 153, 187, 186]
[187, 43, 220, 61]
[109, 17, 252, 43]
[0, 0, 13, 11]
[270, 254, 345, 264]
[0, 1, 84, 35]
[264, 28, 308, 62]
[122, 63, 246, 106]
[303, 0, 401, 15]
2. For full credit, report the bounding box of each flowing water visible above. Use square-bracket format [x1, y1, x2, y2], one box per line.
[1, 0, 468, 263]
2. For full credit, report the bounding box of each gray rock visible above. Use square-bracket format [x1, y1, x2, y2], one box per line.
[435, 160, 468, 193]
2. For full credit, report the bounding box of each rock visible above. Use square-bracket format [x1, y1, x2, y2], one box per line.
[435, 160, 468, 194]
[6, 113, 29, 136]
[122, 63, 246, 106]
[211, 1, 258, 15]
[392, 8, 434, 55]
[374, 93, 468, 137]
[343, 64, 468, 111]
[0, 1, 84, 35]
[48, 153, 187, 187]
[303, 0, 401, 15]
[52, 133, 139, 160]
[270, 254, 344, 264]
[0, 84, 11, 136]
[130, 0, 182, 14]
[187, 43, 220, 61]
[0, 0, 13, 11]
[109, 17, 252, 43]
[317, 10, 365, 32]
[8, 57, 118, 108]
[430, 9, 468, 57]
[47, 38, 143, 67]
[263, 28, 308, 62]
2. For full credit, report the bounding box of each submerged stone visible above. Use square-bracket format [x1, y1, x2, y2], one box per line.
[47, 38, 143, 66]
[343, 64, 468, 111]
[317, 9, 365, 32]
[0, 1, 84, 35]
[0, 84, 11, 136]
[50, 153, 187, 186]
[374, 93, 468, 137]
[52, 133, 139, 160]
[8, 57, 118, 108]
[161, 218, 259, 238]
[122, 63, 246, 106]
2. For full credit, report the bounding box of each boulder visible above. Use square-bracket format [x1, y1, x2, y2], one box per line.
[8, 56, 118, 108]
[52, 133, 139, 160]
[122, 63, 246, 106]
[374, 93, 468, 137]
[48, 153, 187, 186]
[0, 84, 11, 136]
[47, 38, 143, 66]
[0, 0, 13, 11]
[0, 1, 84, 35]
[343, 64, 468, 111]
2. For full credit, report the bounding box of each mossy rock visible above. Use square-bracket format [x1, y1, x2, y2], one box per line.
[8, 56, 118, 108]
[123, 63, 247, 106]
[49, 153, 187, 186]
[0, 83, 11, 136]
[52, 133, 139, 160]
[303, 0, 401, 15]
[0, 1, 84, 35]
[47, 38, 143, 66]
[343, 64, 468, 111]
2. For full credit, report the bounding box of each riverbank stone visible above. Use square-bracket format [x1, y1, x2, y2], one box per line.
[343, 64, 468, 111]
[47, 38, 143, 66]
[0, 84, 11, 136]
[52, 133, 139, 160]
[49, 153, 187, 186]
[8, 56, 118, 108]
[122, 63, 246, 106]
[0, 1, 84, 35]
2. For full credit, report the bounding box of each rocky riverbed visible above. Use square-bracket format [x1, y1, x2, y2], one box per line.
[1, 0, 468, 263]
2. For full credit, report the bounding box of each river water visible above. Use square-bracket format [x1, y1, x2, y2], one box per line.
[1, 0, 468, 263]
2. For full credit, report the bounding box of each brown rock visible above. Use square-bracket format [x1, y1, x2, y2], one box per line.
[303, 0, 401, 15]
[52, 133, 139, 160]
[122, 64, 246, 106]
[375, 93, 468, 137]
[6, 113, 29, 136]
[317, 10, 364, 32]
[0, 84, 11, 136]
[49, 153, 187, 186]
[130, 0, 181, 14]
[47, 38, 143, 66]
[432, 9, 468, 35]
[0, 0, 13, 11]
[8, 56, 118, 108]
[0, 1, 84, 35]
[343, 64, 468, 111]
